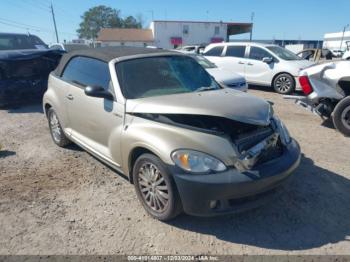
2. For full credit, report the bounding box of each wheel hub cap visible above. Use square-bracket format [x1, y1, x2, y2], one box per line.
[276, 77, 292, 93]
[138, 163, 169, 213]
[50, 113, 61, 142]
[341, 105, 350, 129]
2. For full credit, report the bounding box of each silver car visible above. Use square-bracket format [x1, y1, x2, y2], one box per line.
[190, 54, 248, 92]
[43, 47, 301, 221]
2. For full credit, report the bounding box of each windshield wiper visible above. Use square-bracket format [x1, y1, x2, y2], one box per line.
[196, 86, 216, 92]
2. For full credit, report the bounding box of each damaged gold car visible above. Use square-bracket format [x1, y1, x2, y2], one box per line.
[43, 47, 301, 221]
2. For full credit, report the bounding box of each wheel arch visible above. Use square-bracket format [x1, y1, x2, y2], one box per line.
[44, 103, 52, 117]
[128, 146, 159, 184]
[338, 79, 350, 97]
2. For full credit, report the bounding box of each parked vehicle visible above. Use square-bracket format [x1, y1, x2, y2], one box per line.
[176, 45, 206, 54]
[43, 47, 301, 221]
[190, 54, 247, 92]
[203, 42, 314, 94]
[330, 49, 344, 58]
[0, 33, 63, 107]
[342, 41, 350, 60]
[286, 61, 350, 136]
[296, 48, 333, 62]
[49, 43, 90, 53]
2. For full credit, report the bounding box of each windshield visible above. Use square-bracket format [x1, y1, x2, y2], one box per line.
[267, 46, 302, 60]
[191, 55, 217, 69]
[116, 56, 220, 99]
[0, 34, 47, 50]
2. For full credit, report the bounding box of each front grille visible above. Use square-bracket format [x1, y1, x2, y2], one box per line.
[233, 126, 274, 153]
[256, 138, 284, 166]
[226, 81, 246, 88]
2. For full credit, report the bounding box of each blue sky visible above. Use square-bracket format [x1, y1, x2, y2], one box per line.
[0, 0, 349, 44]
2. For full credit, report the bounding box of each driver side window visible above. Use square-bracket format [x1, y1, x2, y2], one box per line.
[62, 56, 111, 90]
[249, 47, 273, 61]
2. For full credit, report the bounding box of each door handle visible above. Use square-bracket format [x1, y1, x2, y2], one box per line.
[66, 94, 74, 100]
[247, 63, 254, 66]
[238, 61, 245, 65]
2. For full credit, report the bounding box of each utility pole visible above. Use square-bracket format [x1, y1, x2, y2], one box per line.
[250, 12, 255, 42]
[51, 1, 59, 43]
[340, 24, 349, 51]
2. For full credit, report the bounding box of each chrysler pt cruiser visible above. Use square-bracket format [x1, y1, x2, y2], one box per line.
[43, 47, 301, 221]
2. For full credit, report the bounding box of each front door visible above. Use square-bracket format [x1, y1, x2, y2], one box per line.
[245, 46, 276, 85]
[218, 45, 247, 77]
[61, 56, 123, 164]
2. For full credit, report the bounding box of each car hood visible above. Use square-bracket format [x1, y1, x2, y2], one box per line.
[287, 59, 315, 69]
[126, 88, 271, 126]
[0, 49, 63, 61]
[206, 67, 245, 85]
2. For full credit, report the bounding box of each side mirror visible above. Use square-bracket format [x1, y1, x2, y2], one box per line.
[84, 85, 114, 100]
[262, 57, 274, 64]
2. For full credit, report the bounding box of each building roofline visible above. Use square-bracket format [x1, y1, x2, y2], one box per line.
[152, 20, 252, 26]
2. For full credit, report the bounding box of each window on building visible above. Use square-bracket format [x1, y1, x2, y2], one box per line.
[225, 46, 246, 58]
[203, 46, 224, 56]
[214, 26, 220, 35]
[249, 47, 273, 61]
[62, 56, 111, 90]
[183, 25, 189, 35]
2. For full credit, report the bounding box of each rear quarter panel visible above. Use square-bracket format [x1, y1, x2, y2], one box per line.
[43, 73, 70, 130]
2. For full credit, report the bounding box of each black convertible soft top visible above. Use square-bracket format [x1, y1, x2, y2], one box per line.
[54, 46, 177, 76]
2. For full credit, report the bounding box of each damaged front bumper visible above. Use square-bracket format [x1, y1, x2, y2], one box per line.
[171, 138, 301, 216]
[0, 78, 48, 107]
[284, 95, 330, 118]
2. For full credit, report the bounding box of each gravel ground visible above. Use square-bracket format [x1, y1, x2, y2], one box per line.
[0, 88, 350, 255]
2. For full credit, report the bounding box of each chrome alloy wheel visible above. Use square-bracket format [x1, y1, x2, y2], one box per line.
[49, 112, 61, 143]
[341, 105, 350, 129]
[138, 162, 169, 213]
[275, 76, 292, 93]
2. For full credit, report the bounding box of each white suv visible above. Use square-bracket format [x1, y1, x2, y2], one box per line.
[203, 42, 314, 94]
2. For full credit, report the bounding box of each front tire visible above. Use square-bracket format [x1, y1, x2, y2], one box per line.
[47, 108, 71, 147]
[332, 96, 350, 137]
[273, 73, 295, 94]
[133, 153, 182, 221]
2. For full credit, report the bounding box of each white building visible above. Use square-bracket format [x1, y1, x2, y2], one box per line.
[323, 31, 350, 51]
[97, 20, 252, 49]
[150, 20, 252, 49]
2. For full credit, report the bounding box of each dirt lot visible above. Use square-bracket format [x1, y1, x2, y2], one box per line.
[0, 88, 350, 255]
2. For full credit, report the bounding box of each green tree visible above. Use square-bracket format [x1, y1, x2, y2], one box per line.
[77, 5, 143, 40]
[77, 5, 123, 39]
[123, 16, 142, 28]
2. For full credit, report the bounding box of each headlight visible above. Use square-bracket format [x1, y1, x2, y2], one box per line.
[273, 116, 291, 144]
[171, 150, 227, 173]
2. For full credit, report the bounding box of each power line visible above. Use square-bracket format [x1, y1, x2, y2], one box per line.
[20, 0, 50, 12]
[0, 17, 47, 30]
[3, 0, 50, 17]
[0, 17, 77, 36]
[0, 20, 40, 32]
[24, 0, 51, 10]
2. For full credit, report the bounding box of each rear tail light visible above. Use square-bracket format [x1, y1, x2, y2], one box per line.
[299, 75, 313, 95]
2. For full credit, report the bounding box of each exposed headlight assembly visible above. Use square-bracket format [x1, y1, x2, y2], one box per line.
[273, 116, 291, 145]
[171, 150, 227, 173]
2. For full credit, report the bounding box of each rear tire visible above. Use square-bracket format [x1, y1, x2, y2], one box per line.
[47, 108, 71, 147]
[133, 153, 182, 221]
[273, 73, 295, 94]
[332, 96, 350, 137]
